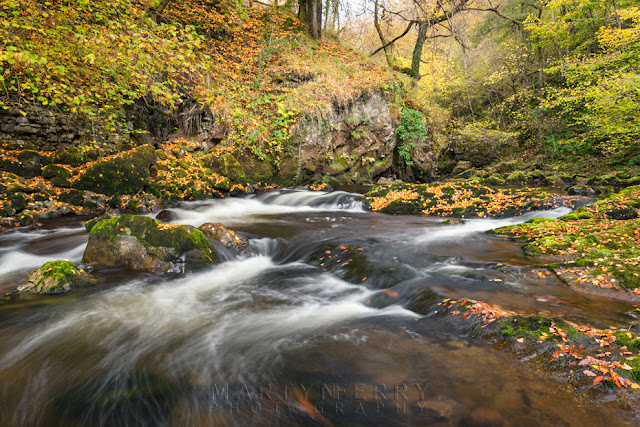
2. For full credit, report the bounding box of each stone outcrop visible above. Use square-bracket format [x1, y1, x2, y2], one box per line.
[279, 92, 434, 184]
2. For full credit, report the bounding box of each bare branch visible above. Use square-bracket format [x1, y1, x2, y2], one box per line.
[465, 6, 523, 26]
[370, 21, 415, 56]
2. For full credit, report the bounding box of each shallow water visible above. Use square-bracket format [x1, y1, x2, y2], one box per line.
[0, 189, 637, 426]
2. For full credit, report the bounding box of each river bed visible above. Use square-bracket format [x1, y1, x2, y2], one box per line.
[0, 189, 637, 425]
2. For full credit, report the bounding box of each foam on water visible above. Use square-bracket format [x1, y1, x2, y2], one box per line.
[0, 243, 86, 276]
[160, 190, 364, 226]
[0, 256, 412, 373]
[416, 206, 572, 243]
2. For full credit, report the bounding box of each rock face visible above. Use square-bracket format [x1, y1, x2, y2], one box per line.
[198, 222, 250, 256]
[14, 260, 88, 295]
[82, 214, 220, 272]
[73, 145, 157, 196]
[280, 92, 434, 184]
[0, 107, 83, 151]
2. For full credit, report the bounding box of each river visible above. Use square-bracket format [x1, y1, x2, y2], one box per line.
[0, 188, 636, 426]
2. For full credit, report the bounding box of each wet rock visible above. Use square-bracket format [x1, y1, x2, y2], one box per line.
[566, 185, 595, 196]
[82, 214, 220, 272]
[73, 145, 157, 196]
[198, 222, 249, 255]
[12, 260, 89, 295]
[442, 218, 467, 225]
[406, 289, 440, 314]
[155, 209, 175, 223]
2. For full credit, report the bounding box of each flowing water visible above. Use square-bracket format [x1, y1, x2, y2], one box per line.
[0, 189, 637, 426]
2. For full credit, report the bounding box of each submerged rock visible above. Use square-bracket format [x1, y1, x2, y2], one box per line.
[82, 214, 220, 272]
[56, 370, 174, 425]
[198, 222, 250, 255]
[13, 260, 89, 295]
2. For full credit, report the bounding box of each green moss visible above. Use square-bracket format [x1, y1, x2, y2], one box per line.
[526, 217, 556, 224]
[18, 260, 86, 294]
[88, 214, 220, 268]
[8, 192, 27, 212]
[614, 331, 640, 352]
[499, 314, 582, 340]
[42, 164, 71, 180]
[220, 154, 246, 182]
[73, 145, 157, 196]
[484, 174, 505, 186]
[506, 170, 526, 183]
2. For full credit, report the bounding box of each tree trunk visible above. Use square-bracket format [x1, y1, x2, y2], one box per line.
[298, 0, 307, 25]
[323, 0, 330, 31]
[299, 0, 321, 38]
[410, 21, 428, 81]
[315, 0, 322, 38]
[374, 0, 396, 69]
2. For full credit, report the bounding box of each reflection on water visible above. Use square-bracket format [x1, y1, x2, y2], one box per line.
[0, 189, 637, 425]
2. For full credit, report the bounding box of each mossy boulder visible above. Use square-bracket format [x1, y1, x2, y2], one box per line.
[42, 164, 72, 187]
[237, 155, 274, 182]
[451, 161, 472, 176]
[220, 153, 246, 182]
[484, 174, 505, 186]
[566, 185, 595, 196]
[14, 260, 89, 295]
[0, 150, 42, 178]
[0, 201, 15, 217]
[73, 145, 157, 196]
[82, 214, 220, 272]
[8, 192, 28, 212]
[15, 150, 42, 178]
[506, 170, 526, 184]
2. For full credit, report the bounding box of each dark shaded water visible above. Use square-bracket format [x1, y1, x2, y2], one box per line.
[0, 189, 637, 426]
